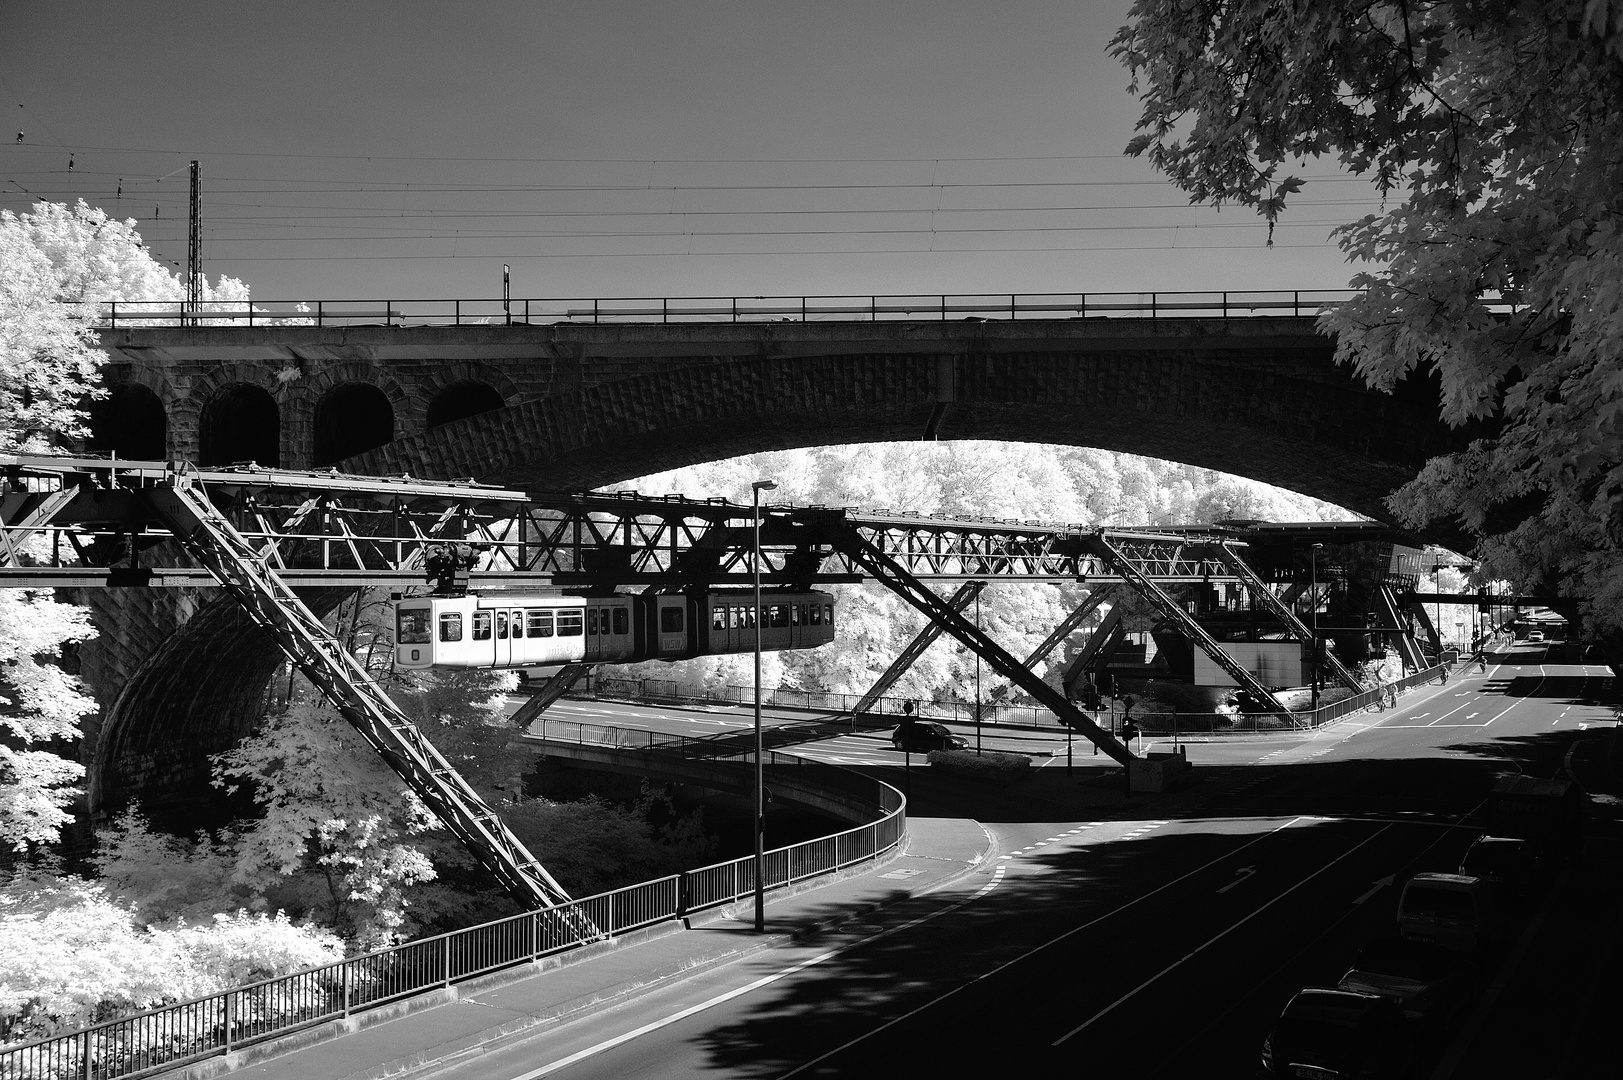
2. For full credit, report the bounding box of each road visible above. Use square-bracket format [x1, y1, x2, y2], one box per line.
[461, 642, 1615, 1078]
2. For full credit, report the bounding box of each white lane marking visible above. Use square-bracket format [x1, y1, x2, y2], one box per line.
[508, 857, 1011, 1080]
[1053, 823, 1395, 1045]
[781, 818, 1310, 1078]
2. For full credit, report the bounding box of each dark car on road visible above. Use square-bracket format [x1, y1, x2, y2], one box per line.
[1261, 988, 1413, 1078]
[1336, 936, 1475, 1031]
[1459, 834, 1548, 902]
[890, 721, 969, 753]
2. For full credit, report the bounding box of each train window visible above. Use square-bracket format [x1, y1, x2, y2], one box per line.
[557, 610, 584, 637]
[770, 604, 788, 628]
[495, 611, 509, 639]
[712, 608, 726, 632]
[824, 604, 834, 625]
[745, 606, 757, 629]
[437, 612, 463, 642]
[511, 611, 524, 638]
[661, 606, 685, 634]
[398, 607, 431, 644]
[613, 608, 629, 635]
[727, 606, 741, 630]
[809, 604, 821, 626]
[472, 611, 492, 640]
[587, 609, 599, 636]
[792, 604, 802, 625]
[526, 610, 553, 637]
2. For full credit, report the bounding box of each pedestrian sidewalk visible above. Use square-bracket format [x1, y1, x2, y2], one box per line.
[177, 817, 991, 1080]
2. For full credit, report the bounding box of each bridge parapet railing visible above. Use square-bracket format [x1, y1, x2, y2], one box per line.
[0, 752, 903, 1080]
[84, 290, 1400, 329]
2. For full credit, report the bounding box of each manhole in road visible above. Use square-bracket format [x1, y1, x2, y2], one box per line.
[838, 924, 886, 935]
[880, 867, 924, 879]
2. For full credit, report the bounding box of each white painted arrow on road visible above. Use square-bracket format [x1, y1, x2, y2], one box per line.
[1217, 866, 1257, 893]
[1353, 875, 1396, 904]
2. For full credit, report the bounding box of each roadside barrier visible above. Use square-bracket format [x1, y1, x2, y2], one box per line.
[0, 761, 903, 1080]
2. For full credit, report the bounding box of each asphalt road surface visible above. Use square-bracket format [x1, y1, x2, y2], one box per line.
[469, 643, 1615, 1078]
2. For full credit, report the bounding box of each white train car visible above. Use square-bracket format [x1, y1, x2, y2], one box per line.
[395, 594, 635, 670]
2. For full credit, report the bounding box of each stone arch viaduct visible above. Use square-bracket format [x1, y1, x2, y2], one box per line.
[74, 316, 1478, 830]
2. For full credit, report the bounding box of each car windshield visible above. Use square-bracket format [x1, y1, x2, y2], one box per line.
[1351, 939, 1457, 980]
[1402, 885, 1475, 919]
[1462, 842, 1520, 877]
[1285, 993, 1372, 1027]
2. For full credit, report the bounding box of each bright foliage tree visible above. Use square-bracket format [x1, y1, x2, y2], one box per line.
[1111, 0, 1623, 638]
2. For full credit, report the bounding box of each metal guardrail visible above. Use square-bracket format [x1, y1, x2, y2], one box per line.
[0, 762, 904, 1080]
[83, 290, 1367, 329]
[585, 664, 1455, 740]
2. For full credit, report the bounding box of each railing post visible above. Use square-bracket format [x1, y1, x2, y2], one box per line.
[342, 959, 352, 1016]
[1295, 290, 1301, 316]
[443, 935, 452, 988]
[81, 1027, 92, 1079]
[1010, 294, 1016, 319]
[941, 294, 947, 320]
[531, 908, 540, 959]
[455, 299, 461, 325]
[1222, 292, 1228, 318]
[317, 300, 324, 326]
[677, 871, 688, 918]
[223, 990, 234, 1051]
[594, 298, 600, 324]
[732, 297, 738, 323]
[662, 297, 668, 324]
[1151, 293, 1158, 319]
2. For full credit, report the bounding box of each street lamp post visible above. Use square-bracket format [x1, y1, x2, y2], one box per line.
[974, 590, 982, 756]
[1310, 543, 1324, 712]
[751, 479, 777, 933]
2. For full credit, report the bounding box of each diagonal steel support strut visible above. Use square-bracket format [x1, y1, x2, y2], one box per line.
[1205, 543, 1361, 691]
[1081, 534, 1292, 715]
[832, 528, 1134, 765]
[142, 475, 582, 914]
[852, 580, 986, 716]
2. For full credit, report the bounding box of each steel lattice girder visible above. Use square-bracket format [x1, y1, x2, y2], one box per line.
[851, 580, 988, 716]
[2, 455, 1249, 588]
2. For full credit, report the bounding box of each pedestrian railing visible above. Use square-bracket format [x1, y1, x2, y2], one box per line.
[83, 290, 1374, 329]
[0, 759, 903, 1080]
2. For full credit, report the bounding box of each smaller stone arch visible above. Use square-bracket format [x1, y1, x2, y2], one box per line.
[86, 383, 168, 460]
[314, 382, 394, 466]
[198, 383, 280, 467]
[427, 380, 506, 430]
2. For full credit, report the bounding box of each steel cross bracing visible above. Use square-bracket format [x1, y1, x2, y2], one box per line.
[140, 476, 585, 914]
[1203, 543, 1362, 692]
[831, 528, 1134, 765]
[1081, 534, 1293, 716]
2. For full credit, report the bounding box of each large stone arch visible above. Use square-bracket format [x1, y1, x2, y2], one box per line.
[347, 348, 1477, 522]
[88, 588, 350, 828]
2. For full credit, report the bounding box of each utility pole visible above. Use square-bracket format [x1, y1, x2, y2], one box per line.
[187, 160, 201, 324]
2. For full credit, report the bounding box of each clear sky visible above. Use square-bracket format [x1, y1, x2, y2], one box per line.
[1, 1, 1382, 303]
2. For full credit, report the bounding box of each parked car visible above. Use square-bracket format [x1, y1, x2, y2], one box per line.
[1526, 630, 1544, 642]
[1261, 988, 1414, 1077]
[891, 720, 969, 753]
[1336, 936, 1475, 1030]
[1459, 834, 1549, 902]
[1396, 873, 1505, 955]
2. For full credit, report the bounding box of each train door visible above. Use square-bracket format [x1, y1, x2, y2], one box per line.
[653, 596, 689, 658]
[491, 607, 514, 668]
[584, 605, 603, 661]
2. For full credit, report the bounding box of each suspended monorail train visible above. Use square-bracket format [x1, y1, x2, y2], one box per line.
[394, 589, 836, 671]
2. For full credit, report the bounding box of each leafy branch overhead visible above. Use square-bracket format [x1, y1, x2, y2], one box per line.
[1114, 0, 1623, 634]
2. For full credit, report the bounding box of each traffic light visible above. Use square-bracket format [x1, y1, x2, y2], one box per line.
[1121, 718, 1139, 743]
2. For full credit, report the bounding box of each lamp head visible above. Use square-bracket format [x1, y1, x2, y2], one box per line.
[753, 479, 778, 492]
